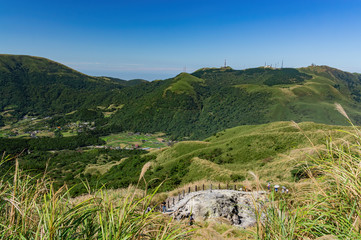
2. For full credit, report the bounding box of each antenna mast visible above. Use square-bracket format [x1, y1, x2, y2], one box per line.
[224, 59, 227, 68]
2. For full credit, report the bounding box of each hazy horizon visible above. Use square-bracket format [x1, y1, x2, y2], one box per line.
[1, 0, 361, 80]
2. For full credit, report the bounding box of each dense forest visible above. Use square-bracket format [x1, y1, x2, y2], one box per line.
[0, 148, 149, 196]
[0, 132, 104, 154]
[0, 55, 128, 118]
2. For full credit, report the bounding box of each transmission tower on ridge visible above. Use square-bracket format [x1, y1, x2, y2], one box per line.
[224, 59, 227, 68]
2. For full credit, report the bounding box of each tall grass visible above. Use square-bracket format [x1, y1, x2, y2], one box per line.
[256, 104, 361, 239]
[0, 156, 191, 239]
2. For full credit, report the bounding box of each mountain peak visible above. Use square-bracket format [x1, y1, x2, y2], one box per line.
[163, 72, 205, 96]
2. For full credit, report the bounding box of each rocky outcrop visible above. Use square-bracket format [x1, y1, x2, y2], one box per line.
[166, 190, 267, 228]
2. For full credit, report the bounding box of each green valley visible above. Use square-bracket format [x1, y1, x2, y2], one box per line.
[1, 120, 355, 195]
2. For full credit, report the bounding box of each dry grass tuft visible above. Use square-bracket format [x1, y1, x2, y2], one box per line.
[335, 102, 350, 121]
[0, 157, 191, 239]
[139, 161, 153, 183]
[255, 105, 361, 239]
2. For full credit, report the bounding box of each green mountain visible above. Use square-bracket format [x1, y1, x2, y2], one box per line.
[0, 55, 140, 118]
[2, 54, 361, 139]
[109, 66, 361, 139]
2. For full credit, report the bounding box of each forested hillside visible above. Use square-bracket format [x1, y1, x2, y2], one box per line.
[2, 55, 361, 139]
[0, 55, 128, 118]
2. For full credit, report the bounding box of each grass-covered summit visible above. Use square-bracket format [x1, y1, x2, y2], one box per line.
[164, 72, 205, 96]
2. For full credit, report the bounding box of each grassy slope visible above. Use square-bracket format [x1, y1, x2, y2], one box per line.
[186, 66, 361, 138]
[3, 120, 356, 197]
[164, 72, 205, 96]
[147, 121, 353, 187]
[232, 67, 361, 126]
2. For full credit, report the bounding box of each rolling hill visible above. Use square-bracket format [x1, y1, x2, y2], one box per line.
[3, 120, 355, 195]
[109, 65, 361, 139]
[2, 54, 361, 139]
[139, 121, 355, 191]
[0, 54, 144, 119]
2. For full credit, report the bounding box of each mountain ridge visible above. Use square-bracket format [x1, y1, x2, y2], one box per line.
[2, 54, 361, 139]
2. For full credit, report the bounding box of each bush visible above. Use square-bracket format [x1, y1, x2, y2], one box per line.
[290, 164, 309, 181]
[230, 174, 245, 182]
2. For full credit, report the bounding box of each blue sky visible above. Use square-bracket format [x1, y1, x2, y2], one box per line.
[1, 0, 361, 80]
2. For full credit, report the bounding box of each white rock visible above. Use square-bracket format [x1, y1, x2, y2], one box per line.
[166, 190, 267, 228]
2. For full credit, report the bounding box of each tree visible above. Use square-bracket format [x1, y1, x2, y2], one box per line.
[54, 129, 63, 138]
